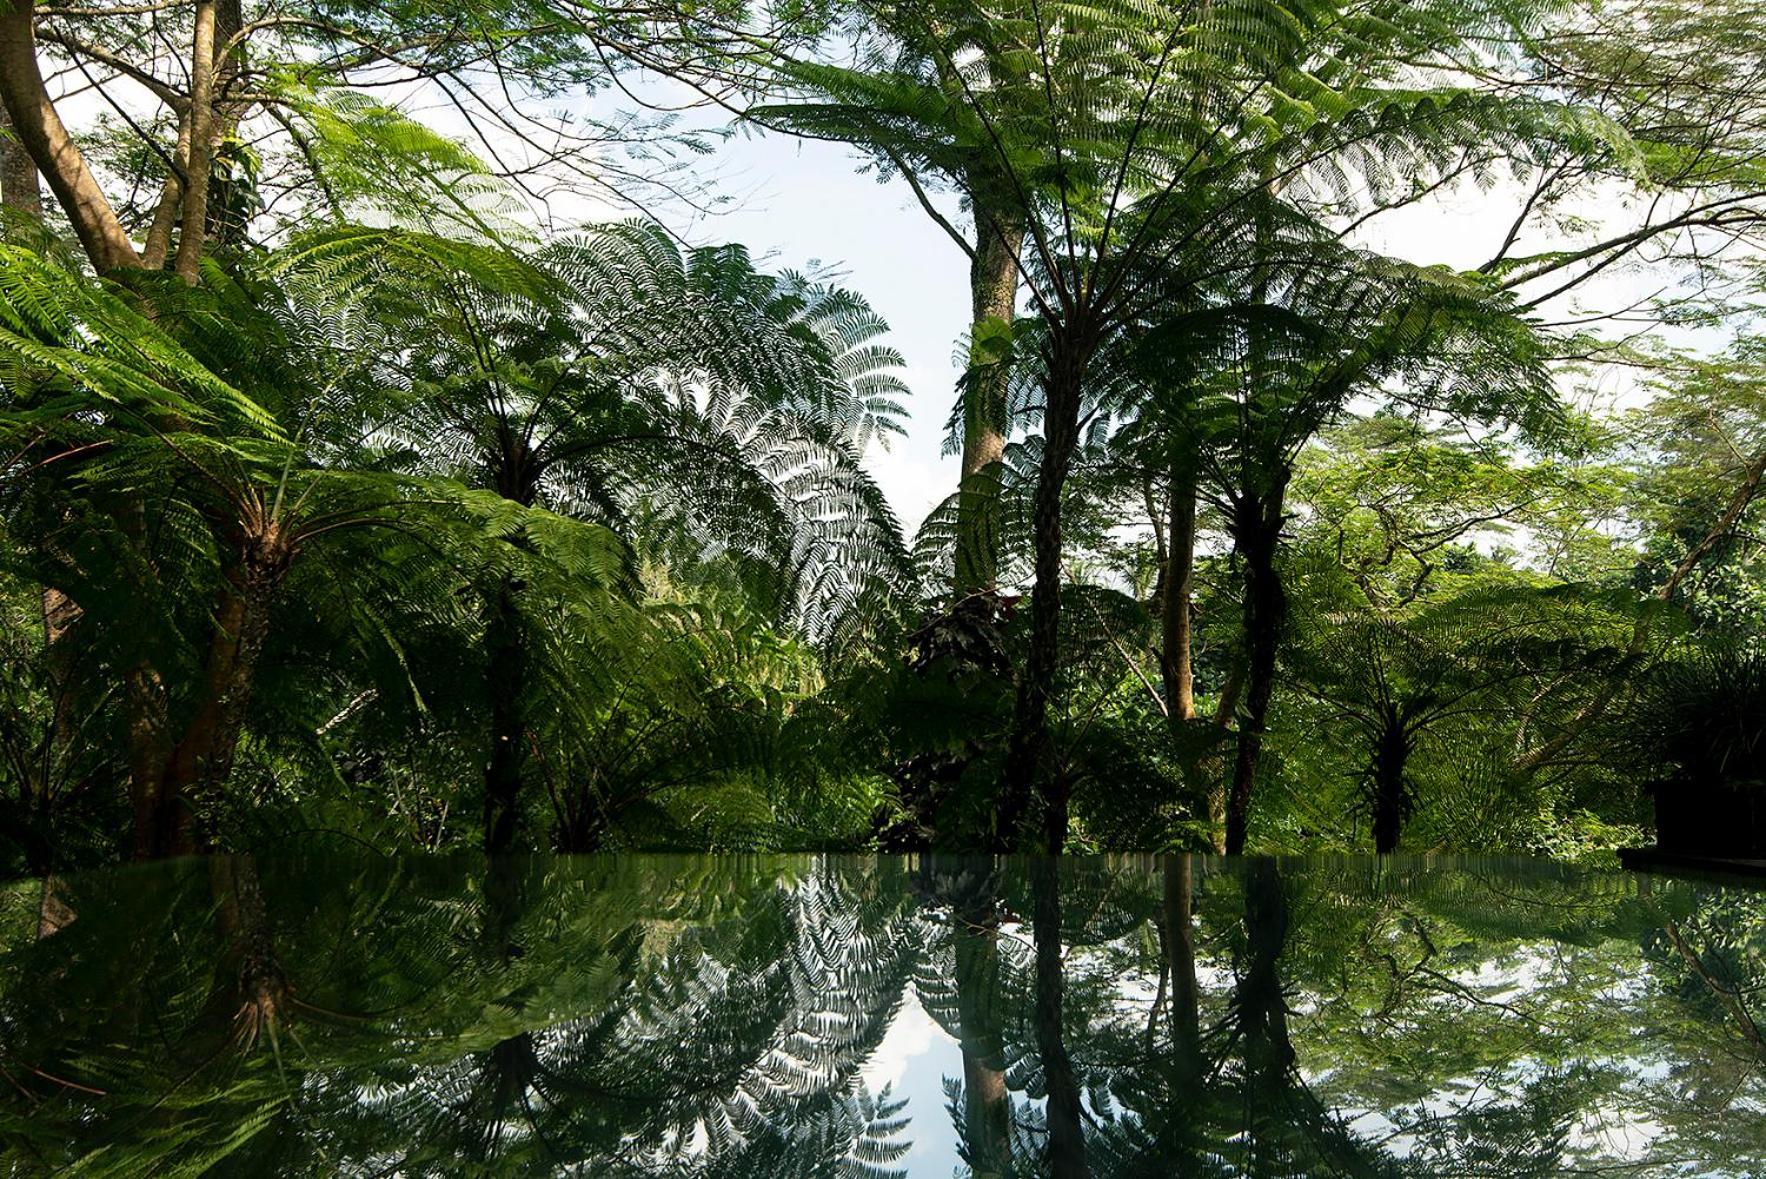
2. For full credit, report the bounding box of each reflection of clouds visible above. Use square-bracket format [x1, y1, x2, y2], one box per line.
[858, 987, 968, 1175]
[1320, 938, 1697, 1170]
[861, 990, 940, 1093]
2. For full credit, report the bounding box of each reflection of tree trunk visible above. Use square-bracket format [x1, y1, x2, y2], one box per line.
[1233, 860, 1393, 1177]
[1238, 859, 1294, 1080]
[1225, 491, 1287, 854]
[1002, 328, 1095, 852]
[952, 881, 1013, 1175]
[955, 205, 1024, 596]
[1370, 712, 1410, 854]
[1233, 858, 1295, 1176]
[1660, 916, 1766, 1055]
[209, 856, 291, 1047]
[473, 858, 543, 1158]
[478, 1030, 543, 1157]
[1162, 857, 1203, 1086]
[1032, 857, 1090, 1178]
[483, 851, 531, 958]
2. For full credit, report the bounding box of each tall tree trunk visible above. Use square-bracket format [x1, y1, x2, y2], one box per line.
[483, 577, 527, 854]
[1369, 712, 1410, 854]
[41, 588, 77, 729]
[553, 781, 610, 853]
[1031, 856, 1090, 1178]
[0, 0, 139, 271]
[954, 208, 1024, 596]
[1160, 460, 1199, 723]
[0, 96, 41, 215]
[1225, 490, 1287, 855]
[172, 1, 219, 282]
[483, 452, 540, 854]
[141, 109, 191, 269]
[1163, 467, 1232, 852]
[15, 62, 78, 846]
[138, 533, 287, 858]
[1000, 329, 1093, 852]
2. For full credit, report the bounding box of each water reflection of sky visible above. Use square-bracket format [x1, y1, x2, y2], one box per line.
[862, 991, 964, 1175]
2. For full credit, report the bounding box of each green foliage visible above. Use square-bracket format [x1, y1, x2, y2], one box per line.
[4, 0, 1766, 864]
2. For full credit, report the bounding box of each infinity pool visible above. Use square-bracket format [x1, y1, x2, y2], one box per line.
[2, 854, 1760, 1175]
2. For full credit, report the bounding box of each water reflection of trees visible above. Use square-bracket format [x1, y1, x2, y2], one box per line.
[0, 856, 924, 1175]
[2, 855, 1765, 1175]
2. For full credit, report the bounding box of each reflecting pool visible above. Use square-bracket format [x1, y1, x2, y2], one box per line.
[1, 854, 1762, 1175]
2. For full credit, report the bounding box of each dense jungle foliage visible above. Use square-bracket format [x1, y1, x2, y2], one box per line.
[4, 0, 1766, 870]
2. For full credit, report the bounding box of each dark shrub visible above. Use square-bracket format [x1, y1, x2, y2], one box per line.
[1626, 646, 1766, 856]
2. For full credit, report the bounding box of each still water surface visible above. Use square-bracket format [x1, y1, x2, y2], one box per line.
[2, 854, 1762, 1175]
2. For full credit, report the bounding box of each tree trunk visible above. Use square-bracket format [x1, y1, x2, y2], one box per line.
[483, 577, 527, 854]
[1206, 785, 1229, 854]
[126, 666, 171, 861]
[39, 584, 79, 759]
[1225, 490, 1287, 855]
[1162, 456, 1234, 850]
[954, 208, 1024, 596]
[137, 533, 287, 858]
[1031, 856, 1090, 1178]
[170, 558, 279, 788]
[553, 772, 612, 854]
[0, 96, 41, 215]
[1369, 712, 1410, 854]
[1000, 328, 1093, 852]
[36, 874, 73, 937]
[141, 109, 191, 269]
[1160, 460, 1199, 723]
[172, 1, 219, 282]
[0, 0, 139, 271]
